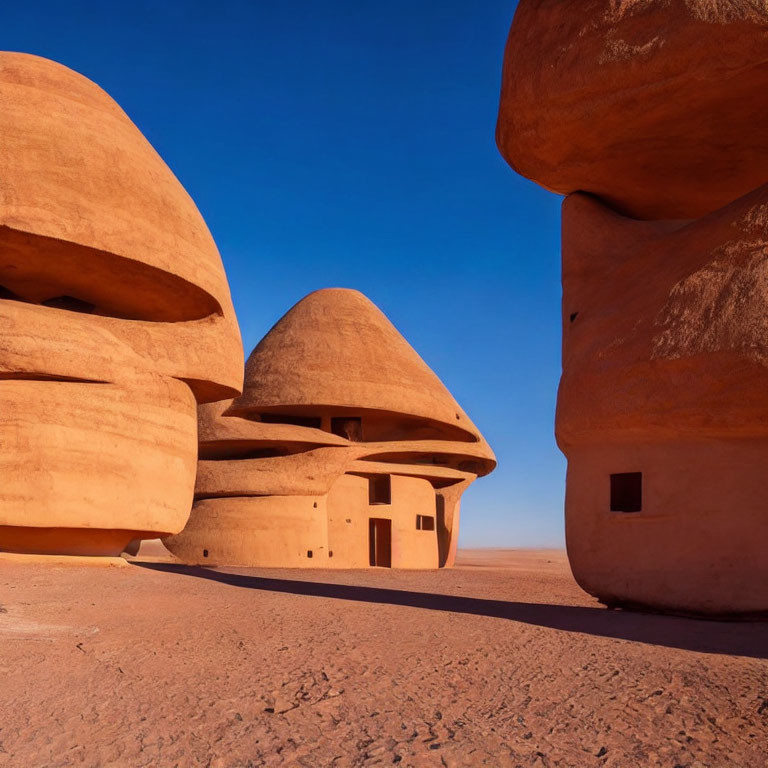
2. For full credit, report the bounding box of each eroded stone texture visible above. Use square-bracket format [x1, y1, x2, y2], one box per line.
[165, 289, 495, 568]
[0, 53, 243, 556]
[559, 186, 768, 614]
[496, 3, 768, 614]
[497, 0, 768, 219]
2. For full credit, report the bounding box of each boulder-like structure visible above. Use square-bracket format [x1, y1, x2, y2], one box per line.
[497, 1, 768, 220]
[497, 3, 768, 614]
[0, 53, 242, 556]
[165, 289, 495, 568]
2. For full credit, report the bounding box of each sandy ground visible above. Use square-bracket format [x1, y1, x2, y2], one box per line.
[0, 549, 766, 768]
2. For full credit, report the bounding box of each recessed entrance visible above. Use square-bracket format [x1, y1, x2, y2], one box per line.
[368, 518, 391, 567]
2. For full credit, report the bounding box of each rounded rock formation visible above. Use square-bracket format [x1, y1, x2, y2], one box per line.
[0, 53, 243, 556]
[496, 1, 768, 220]
[497, 3, 768, 615]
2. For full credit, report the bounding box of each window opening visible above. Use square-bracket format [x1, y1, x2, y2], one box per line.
[368, 475, 391, 505]
[610, 472, 642, 512]
[416, 514, 435, 531]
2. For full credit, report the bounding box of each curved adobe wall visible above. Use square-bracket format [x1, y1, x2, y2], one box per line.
[166, 290, 495, 568]
[0, 53, 242, 556]
[166, 496, 329, 567]
[497, 1, 768, 614]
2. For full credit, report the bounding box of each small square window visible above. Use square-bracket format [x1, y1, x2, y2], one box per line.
[369, 475, 391, 505]
[416, 514, 435, 531]
[610, 472, 642, 513]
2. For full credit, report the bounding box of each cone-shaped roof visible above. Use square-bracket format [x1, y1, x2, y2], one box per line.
[227, 289, 488, 444]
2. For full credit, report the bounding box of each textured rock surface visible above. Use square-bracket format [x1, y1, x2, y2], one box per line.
[165, 289, 495, 568]
[0, 53, 243, 556]
[558, 186, 768, 615]
[497, 3, 768, 613]
[496, 0, 768, 219]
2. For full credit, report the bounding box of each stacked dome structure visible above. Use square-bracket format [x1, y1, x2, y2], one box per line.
[0, 53, 243, 556]
[165, 289, 495, 568]
[496, 1, 768, 614]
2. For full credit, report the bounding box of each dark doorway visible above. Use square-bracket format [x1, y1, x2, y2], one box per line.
[369, 518, 392, 567]
[436, 494, 449, 567]
[331, 416, 362, 441]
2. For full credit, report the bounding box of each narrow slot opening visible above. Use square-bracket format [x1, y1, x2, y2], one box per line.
[41, 295, 96, 314]
[259, 413, 322, 429]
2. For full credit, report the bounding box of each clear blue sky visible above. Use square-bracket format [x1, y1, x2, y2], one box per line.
[5, 1, 566, 548]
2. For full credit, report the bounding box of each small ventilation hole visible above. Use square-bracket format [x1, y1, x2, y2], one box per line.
[203, 549, 209, 558]
[328, 550, 333, 558]
[307, 550, 313, 558]
[570, 311, 579, 323]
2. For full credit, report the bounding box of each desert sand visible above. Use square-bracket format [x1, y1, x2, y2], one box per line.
[0, 549, 766, 767]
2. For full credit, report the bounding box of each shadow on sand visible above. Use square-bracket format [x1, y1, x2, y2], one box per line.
[135, 563, 768, 659]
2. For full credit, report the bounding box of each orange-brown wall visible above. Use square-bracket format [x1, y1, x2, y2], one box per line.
[565, 439, 768, 615]
[169, 473, 442, 568]
[1, 377, 197, 556]
[167, 495, 327, 567]
[327, 474, 439, 569]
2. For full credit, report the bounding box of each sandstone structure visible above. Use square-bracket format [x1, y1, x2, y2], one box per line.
[0, 53, 243, 556]
[165, 289, 495, 568]
[497, 0, 768, 220]
[497, 2, 768, 614]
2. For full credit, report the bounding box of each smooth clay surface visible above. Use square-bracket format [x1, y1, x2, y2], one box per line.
[0, 52, 243, 556]
[165, 289, 495, 569]
[1, 550, 766, 767]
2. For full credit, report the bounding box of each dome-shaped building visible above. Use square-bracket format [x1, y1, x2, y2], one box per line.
[165, 289, 495, 568]
[0, 53, 242, 556]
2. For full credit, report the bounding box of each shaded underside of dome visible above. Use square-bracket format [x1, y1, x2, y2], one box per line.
[0, 52, 234, 321]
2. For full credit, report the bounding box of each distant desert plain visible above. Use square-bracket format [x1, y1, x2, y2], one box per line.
[1, 548, 766, 767]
